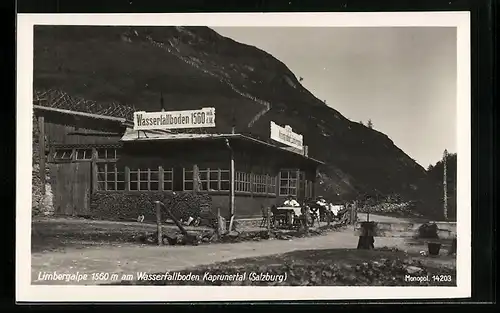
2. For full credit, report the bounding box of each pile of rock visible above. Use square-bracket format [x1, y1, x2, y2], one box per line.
[358, 201, 415, 215]
[135, 230, 214, 246]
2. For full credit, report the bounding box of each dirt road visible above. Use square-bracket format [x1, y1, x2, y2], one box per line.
[31, 224, 450, 285]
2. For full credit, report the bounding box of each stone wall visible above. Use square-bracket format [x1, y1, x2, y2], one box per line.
[32, 114, 54, 216]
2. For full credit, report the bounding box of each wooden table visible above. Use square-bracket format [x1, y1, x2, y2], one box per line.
[276, 206, 302, 226]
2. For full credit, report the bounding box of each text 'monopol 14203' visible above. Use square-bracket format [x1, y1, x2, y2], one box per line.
[133, 108, 216, 130]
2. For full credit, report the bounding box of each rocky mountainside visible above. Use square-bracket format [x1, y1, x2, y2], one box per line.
[33, 25, 443, 218]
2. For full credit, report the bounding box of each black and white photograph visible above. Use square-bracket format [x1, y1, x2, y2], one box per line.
[17, 12, 471, 302]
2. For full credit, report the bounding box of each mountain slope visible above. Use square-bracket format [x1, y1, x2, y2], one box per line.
[33, 25, 443, 218]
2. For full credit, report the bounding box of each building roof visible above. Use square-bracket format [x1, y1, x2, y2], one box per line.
[120, 128, 324, 165]
[34, 88, 136, 120]
[33, 105, 132, 125]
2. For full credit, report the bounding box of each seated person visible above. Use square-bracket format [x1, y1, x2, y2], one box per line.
[316, 196, 329, 208]
[329, 203, 342, 217]
[283, 195, 300, 207]
[309, 206, 320, 221]
[315, 196, 329, 220]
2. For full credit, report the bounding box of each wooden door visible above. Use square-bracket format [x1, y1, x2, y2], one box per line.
[51, 163, 73, 215]
[52, 162, 92, 216]
[72, 162, 92, 216]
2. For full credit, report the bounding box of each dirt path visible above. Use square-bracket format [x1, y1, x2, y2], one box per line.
[31, 225, 448, 285]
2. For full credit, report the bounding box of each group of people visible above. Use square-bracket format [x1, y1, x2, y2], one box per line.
[281, 195, 349, 223]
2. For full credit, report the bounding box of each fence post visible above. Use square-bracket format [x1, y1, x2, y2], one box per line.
[304, 209, 310, 232]
[193, 164, 199, 194]
[352, 201, 358, 226]
[266, 206, 271, 235]
[216, 207, 221, 238]
[326, 205, 331, 226]
[155, 201, 162, 246]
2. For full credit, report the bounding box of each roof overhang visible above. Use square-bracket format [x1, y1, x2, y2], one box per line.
[120, 128, 325, 165]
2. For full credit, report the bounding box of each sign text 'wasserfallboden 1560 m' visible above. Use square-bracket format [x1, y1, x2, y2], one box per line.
[133, 107, 216, 131]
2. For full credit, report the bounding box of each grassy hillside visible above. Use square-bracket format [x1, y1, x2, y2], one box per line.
[33, 25, 443, 219]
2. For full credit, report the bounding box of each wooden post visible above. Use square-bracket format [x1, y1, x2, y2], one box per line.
[155, 201, 162, 246]
[443, 149, 448, 220]
[216, 207, 221, 237]
[228, 141, 235, 231]
[250, 171, 254, 196]
[158, 166, 164, 191]
[304, 209, 310, 232]
[266, 206, 271, 235]
[125, 166, 131, 191]
[38, 115, 46, 197]
[164, 205, 189, 236]
[326, 204, 331, 226]
[353, 201, 359, 226]
[312, 168, 319, 199]
[91, 148, 98, 192]
[366, 199, 370, 222]
[350, 202, 354, 226]
[193, 164, 199, 194]
[275, 172, 279, 201]
[296, 169, 300, 201]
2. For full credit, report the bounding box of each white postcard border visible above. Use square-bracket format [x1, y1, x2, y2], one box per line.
[16, 12, 471, 302]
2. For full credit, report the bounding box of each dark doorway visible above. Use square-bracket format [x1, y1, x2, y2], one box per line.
[173, 166, 184, 191]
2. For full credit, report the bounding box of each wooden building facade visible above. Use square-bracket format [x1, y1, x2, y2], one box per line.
[34, 105, 323, 219]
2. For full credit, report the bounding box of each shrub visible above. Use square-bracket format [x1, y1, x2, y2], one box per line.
[357, 201, 415, 215]
[91, 191, 212, 223]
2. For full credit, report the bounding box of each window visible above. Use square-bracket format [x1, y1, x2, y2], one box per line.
[235, 172, 251, 192]
[234, 172, 277, 194]
[220, 170, 230, 191]
[199, 168, 230, 191]
[198, 169, 208, 191]
[53, 148, 94, 162]
[75, 149, 92, 160]
[279, 170, 298, 196]
[97, 163, 125, 191]
[267, 175, 277, 194]
[53, 149, 73, 161]
[96, 148, 119, 160]
[253, 174, 267, 194]
[163, 168, 174, 191]
[184, 168, 229, 191]
[130, 167, 160, 191]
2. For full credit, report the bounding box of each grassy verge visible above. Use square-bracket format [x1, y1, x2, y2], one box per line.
[31, 217, 344, 253]
[31, 217, 211, 252]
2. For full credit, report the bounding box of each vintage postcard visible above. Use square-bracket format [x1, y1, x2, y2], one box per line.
[16, 12, 471, 302]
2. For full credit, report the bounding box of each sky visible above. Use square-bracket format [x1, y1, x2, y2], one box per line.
[212, 27, 457, 168]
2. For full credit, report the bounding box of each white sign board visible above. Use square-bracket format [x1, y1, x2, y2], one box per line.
[133, 107, 216, 131]
[270, 121, 303, 150]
